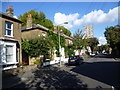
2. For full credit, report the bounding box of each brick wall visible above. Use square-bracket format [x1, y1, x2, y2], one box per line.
[1, 18, 22, 62]
[22, 29, 47, 40]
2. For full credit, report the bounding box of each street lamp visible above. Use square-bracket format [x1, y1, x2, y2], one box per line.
[57, 22, 68, 67]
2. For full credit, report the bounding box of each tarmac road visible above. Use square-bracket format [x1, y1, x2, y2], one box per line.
[2, 54, 120, 89]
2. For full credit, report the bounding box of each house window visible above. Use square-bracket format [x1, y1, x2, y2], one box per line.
[5, 21, 13, 36]
[6, 45, 13, 63]
[42, 32, 46, 36]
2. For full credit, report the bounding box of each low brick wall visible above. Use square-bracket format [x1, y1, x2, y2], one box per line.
[3, 64, 38, 77]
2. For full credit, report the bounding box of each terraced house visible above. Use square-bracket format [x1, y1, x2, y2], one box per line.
[0, 6, 23, 70]
[21, 14, 49, 65]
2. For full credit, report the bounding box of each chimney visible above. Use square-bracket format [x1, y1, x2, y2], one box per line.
[27, 14, 32, 28]
[6, 6, 14, 17]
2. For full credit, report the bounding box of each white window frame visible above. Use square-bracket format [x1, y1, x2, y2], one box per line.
[3, 42, 17, 64]
[6, 45, 14, 63]
[5, 21, 13, 37]
[42, 32, 46, 36]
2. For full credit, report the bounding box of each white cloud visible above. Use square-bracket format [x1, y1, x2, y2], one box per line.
[98, 36, 107, 46]
[54, 6, 119, 29]
[74, 6, 118, 25]
[54, 12, 79, 29]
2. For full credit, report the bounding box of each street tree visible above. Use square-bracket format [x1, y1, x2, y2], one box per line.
[72, 29, 87, 55]
[87, 37, 99, 53]
[104, 26, 120, 56]
[95, 44, 109, 53]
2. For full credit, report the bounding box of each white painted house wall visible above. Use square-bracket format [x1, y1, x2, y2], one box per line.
[0, 41, 18, 70]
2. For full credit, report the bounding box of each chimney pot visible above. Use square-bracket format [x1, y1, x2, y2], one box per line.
[27, 14, 32, 28]
[8, 6, 12, 9]
[28, 14, 32, 18]
[6, 6, 14, 17]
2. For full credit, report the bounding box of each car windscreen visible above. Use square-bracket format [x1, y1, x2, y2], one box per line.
[69, 56, 78, 59]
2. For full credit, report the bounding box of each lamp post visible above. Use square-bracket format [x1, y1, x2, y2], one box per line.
[57, 22, 68, 67]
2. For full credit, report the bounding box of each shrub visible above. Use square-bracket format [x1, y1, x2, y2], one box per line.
[85, 51, 90, 55]
[34, 59, 40, 64]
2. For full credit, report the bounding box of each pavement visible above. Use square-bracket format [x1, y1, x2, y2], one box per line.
[2, 65, 87, 89]
[2, 54, 120, 89]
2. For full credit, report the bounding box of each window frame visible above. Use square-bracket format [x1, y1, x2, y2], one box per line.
[5, 21, 13, 37]
[6, 45, 14, 63]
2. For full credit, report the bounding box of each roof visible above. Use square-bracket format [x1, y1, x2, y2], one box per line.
[115, 25, 120, 28]
[0, 12, 23, 23]
[62, 34, 72, 40]
[21, 24, 49, 32]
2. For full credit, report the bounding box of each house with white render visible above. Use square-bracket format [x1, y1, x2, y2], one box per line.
[0, 6, 23, 70]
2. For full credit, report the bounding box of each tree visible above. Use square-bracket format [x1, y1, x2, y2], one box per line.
[18, 10, 54, 30]
[87, 37, 99, 53]
[48, 30, 66, 56]
[22, 35, 55, 60]
[39, 12, 46, 20]
[96, 45, 109, 53]
[58, 26, 72, 37]
[72, 30, 87, 55]
[104, 26, 120, 56]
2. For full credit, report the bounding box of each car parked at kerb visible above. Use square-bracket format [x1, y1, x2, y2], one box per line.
[68, 55, 84, 65]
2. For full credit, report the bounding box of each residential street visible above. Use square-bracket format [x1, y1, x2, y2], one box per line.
[2, 54, 120, 89]
[1, 2, 120, 90]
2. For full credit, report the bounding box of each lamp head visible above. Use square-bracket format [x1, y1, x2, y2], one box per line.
[64, 22, 68, 24]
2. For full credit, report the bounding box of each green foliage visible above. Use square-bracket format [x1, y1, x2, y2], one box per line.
[39, 12, 46, 20]
[85, 51, 90, 55]
[48, 30, 66, 53]
[96, 45, 109, 53]
[72, 30, 87, 50]
[58, 26, 71, 36]
[87, 37, 99, 53]
[18, 10, 54, 30]
[104, 26, 120, 55]
[65, 45, 74, 57]
[34, 59, 40, 64]
[22, 35, 55, 58]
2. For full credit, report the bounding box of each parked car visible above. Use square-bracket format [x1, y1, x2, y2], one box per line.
[90, 53, 95, 57]
[68, 55, 84, 65]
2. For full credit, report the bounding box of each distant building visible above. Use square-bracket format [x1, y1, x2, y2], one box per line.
[83, 25, 94, 39]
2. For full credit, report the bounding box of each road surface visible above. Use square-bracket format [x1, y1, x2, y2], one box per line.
[2, 54, 120, 89]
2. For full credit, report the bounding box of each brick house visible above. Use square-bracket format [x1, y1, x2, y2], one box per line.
[53, 26, 73, 46]
[63, 34, 73, 46]
[0, 6, 23, 70]
[21, 14, 48, 40]
[21, 14, 49, 65]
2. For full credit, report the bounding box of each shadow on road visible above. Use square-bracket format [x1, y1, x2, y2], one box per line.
[32, 66, 88, 89]
[2, 71, 26, 89]
[71, 61, 120, 88]
[94, 54, 120, 59]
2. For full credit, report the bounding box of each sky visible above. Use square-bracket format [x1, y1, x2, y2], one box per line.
[1, 1, 119, 46]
